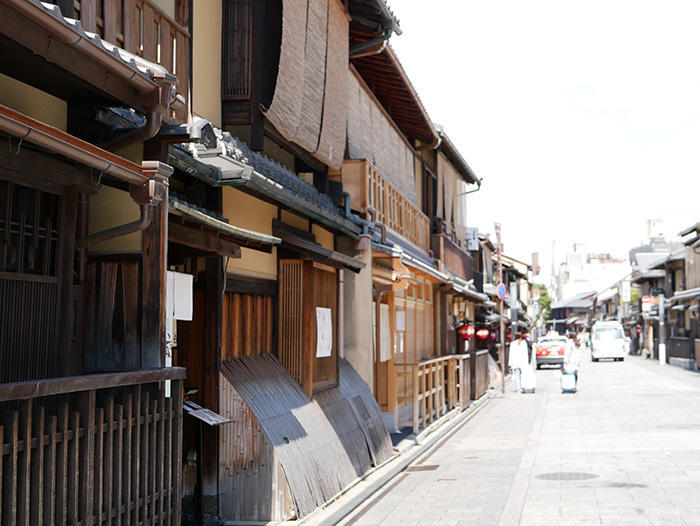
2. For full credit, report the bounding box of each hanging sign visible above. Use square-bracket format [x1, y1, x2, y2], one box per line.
[457, 323, 475, 340]
[497, 283, 507, 299]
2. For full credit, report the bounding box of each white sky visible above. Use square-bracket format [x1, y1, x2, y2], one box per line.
[390, 0, 699, 277]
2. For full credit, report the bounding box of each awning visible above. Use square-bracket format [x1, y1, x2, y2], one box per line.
[372, 241, 448, 283]
[450, 275, 488, 303]
[169, 198, 280, 254]
[0, 103, 170, 187]
[672, 287, 700, 302]
[273, 221, 364, 273]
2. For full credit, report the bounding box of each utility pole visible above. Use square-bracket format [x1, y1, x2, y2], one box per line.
[659, 291, 666, 366]
[495, 223, 505, 394]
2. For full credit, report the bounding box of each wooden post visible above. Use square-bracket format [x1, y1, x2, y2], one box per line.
[496, 223, 505, 394]
[172, 380, 184, 526]
[412, 366, 419, 433]
[302, 261, 315, 396]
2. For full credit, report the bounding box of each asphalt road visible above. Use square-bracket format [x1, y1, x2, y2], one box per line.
[341, 353, 700, 526]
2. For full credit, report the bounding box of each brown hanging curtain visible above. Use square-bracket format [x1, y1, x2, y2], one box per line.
[263, 0, 348, 170]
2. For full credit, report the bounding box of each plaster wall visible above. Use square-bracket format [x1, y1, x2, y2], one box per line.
[222, 187, 277, 280]
[192, 0, 222, 127]
[0, 74, 67, 130]
[312, 225, 334, 251]
[88, 185, 142, 253]
[339, 237, 374, 391]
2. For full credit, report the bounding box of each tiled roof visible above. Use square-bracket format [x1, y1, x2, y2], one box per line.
[217, 134, 342, 218]
[169, 129, 360, 236]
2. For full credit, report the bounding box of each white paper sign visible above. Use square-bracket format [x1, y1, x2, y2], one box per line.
[380, 304, 391, 362]
[396, 310, 406, 332]
[316, 307, 333, 358]
[167, 271, 194, 321]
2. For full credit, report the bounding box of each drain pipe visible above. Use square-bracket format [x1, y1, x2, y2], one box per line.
[366, 207, 387, 245]
[102, 110, 163, 151]
[77, 179, 164, 247]
[77, 204, 152, 248]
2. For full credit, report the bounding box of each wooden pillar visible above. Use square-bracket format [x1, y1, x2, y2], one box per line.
[302, 260, 315, 396]
[58, 187, 78, 376]
[139, 164, 170, 369]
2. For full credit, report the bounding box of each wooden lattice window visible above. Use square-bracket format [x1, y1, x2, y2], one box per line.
[222, 0, 252, 99]
[0, 180, 60, 276]
[0, 180, 62, 382]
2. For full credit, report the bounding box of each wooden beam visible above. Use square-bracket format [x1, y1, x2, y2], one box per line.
[168, 222, 241, 258]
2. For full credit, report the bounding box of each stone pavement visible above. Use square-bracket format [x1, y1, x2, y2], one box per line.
[339, 354, 700, 526]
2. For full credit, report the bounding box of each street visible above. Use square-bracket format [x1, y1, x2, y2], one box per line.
[341, 355, 700, 526]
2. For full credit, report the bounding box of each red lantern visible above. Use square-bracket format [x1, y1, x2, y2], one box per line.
[476, 328, 489, 340]
[490, 332, 496, 341]
[457, 323, 475, 340]
[506, 331, 513, 341]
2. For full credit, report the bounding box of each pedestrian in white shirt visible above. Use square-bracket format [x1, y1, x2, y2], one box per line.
[508, 333, 530, 392]
[564, 333, 584, 382]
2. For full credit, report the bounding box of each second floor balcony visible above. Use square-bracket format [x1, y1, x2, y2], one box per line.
[431, 219, 474, 281]
[339, 159, 430, 254]
[47, 0, 190, 122]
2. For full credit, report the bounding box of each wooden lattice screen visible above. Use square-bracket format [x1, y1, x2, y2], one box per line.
[222, 291, 274, 359]
[222, 0, 252, 99]
[0, 181, 61, 383]
[278, 260, 304, 387]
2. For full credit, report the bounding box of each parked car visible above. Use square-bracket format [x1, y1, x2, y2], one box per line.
[590, 321, 627, 362]
[535, 335, 567, 368]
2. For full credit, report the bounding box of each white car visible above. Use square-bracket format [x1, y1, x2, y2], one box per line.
[590, 321, 627, 362]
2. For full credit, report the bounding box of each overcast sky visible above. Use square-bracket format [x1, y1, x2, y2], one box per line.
[391, 0, 699, 277]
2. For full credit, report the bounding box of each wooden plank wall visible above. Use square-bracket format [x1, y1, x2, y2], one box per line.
[84, 259, 141, 372]
[218, 372, 293, 523]
[0, 381, 183, 525]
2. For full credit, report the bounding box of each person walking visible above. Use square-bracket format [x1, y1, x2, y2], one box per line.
[508, 332, 530, 393]
[564, 332, 584, 383]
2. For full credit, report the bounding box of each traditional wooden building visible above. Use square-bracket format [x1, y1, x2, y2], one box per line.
[0, 0, 190, 522]
[160, 0, 394, 522]
[338, 16, 491, 432]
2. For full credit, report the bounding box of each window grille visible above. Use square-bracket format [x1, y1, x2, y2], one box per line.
[222, 0, 252, 99]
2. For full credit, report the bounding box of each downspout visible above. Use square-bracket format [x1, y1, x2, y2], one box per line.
[366, 207, 387, 245]
[77, 205, 152, 247]
[101, 74, 177, 151]
[77, 178, 166, 247]
[103, 111, 163, 151]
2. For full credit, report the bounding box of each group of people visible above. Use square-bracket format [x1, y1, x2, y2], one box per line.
[508, 331, 585, 393]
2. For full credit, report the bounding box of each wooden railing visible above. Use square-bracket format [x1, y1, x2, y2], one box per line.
[395, 354, 470, 433]
[431, 232, 474, 281]
[63, 0, 189, 122]
[340, 159, 431, 254]
[0, 368, 185, 525]
[474, 350, 490, 399]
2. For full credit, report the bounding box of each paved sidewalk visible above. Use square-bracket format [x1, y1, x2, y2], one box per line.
[340, 355, 700, 526]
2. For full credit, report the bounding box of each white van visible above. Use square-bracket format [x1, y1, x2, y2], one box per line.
[590, 321, 627, 362]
